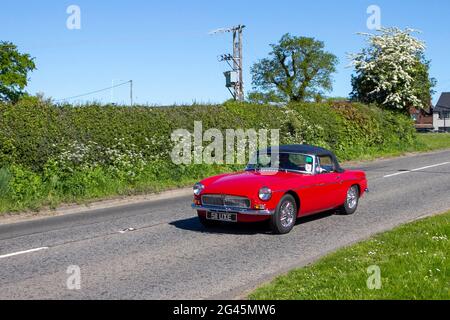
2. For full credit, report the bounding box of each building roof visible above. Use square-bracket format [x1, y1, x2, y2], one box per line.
[435, 93, 450, 112]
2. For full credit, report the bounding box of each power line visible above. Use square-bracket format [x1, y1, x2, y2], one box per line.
[55, 80, 132, 103]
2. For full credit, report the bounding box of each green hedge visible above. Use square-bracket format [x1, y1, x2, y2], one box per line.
[0, 99, 416, 212]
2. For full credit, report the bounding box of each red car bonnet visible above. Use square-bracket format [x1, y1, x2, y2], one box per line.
[201, 171, 309, 196]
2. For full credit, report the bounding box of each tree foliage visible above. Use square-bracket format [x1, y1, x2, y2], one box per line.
[0, 41, 36, 103]
[250, 34, 338, 103]
[350, 28, 436, 112]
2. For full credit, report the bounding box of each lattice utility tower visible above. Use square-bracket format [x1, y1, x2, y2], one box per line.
[210, 25, 245, 101]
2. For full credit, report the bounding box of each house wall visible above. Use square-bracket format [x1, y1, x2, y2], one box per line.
[433, 112, 450, 132]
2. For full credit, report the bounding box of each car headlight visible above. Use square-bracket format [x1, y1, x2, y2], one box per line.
[193, 183, 205, 196]
[258, 187, 272, 201]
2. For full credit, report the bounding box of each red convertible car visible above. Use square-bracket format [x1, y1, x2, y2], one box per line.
[192, 145, 368, 234]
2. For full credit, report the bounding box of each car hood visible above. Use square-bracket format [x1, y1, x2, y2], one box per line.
[202, 171, 305, 196]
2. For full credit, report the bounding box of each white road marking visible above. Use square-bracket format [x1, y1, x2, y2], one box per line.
[384, 162, 450, 178]
[0, 247, 49, 259]
[119, 227, 137, 234]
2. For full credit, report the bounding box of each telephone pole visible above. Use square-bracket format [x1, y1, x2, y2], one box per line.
[130, 80, 133, 106]
[111, 79, 133, 106]
[210, 25, 245, 101]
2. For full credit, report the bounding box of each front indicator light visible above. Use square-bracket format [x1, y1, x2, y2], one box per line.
[254, 204, 267, 210]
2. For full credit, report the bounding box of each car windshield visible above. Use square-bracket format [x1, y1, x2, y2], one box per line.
[246, 152, 315, 174]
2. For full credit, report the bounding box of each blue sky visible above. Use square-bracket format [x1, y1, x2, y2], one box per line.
[1, 0, 449, 105]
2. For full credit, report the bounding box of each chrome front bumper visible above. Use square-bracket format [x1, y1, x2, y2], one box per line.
[191, 204, 275, 216]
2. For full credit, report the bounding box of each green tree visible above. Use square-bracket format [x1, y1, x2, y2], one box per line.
[0, 41, 36, 103]
[249, 34, 338, 103]
[350, 28, 436, 113]
[247, 91, 285, 105]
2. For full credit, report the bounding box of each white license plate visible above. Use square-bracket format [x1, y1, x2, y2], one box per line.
[207, 211, 237, 223]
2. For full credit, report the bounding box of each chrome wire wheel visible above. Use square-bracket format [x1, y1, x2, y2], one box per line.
[347, 186, 359, 210]
[280, 200, 295, 228]
[270, 194, 297, 234]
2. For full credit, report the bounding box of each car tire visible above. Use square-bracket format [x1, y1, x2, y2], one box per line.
[340, 185, 360, 215]
[270, 194, 297, 235]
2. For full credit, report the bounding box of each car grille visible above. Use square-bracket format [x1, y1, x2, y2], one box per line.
[201, 195, 251, 209]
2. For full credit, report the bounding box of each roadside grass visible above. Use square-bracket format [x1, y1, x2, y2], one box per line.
[346, 133, 450, 162]
[415, 133, 450, 152]
[249, 212, 450, 300]
[0, 164, 236, 214]
[0, 133, 448, 215]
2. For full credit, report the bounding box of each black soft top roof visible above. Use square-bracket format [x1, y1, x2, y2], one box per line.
[263, 144, 331, 156]
[260, 144, 344, 173]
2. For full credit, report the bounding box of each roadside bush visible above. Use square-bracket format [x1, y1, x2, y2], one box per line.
[7, 164, 43, 207]
[0, 99, 416, 212]
[0, 167, 11, 195]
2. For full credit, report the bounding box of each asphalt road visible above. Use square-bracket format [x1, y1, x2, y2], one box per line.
[0, 150, 449, 300]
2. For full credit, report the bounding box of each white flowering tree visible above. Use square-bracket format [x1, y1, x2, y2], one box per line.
[350, 28, 435, 112]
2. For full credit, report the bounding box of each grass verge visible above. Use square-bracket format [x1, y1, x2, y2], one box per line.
[249, 212, 450, 300]
[415, 133, 450, 152]
[0, 133, 449, 215]
[348, 133, 450, 162]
